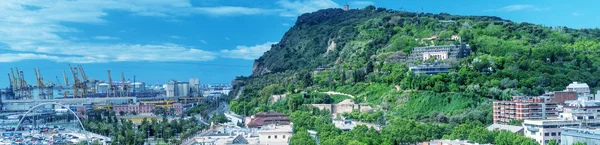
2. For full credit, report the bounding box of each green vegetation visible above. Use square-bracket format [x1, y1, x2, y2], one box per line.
[229, 5, 600, 145]
[82, 109, 203, 145]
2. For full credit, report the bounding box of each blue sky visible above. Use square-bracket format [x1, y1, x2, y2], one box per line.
[0, 0, 598, 87]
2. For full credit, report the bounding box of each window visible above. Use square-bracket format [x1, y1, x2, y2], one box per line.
[275, 135, 278, 139]
[558, 132, 561, 136]
[544, 133, 549, 136]
[551, 132, 556, 136]
[545, 140, 549, 144]
[268, 136, 271, 139]
[283, 135, 286, 139]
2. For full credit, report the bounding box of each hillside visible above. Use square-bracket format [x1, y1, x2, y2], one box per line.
[231, 5, 600, 145]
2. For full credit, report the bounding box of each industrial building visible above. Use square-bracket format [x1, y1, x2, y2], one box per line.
[493, 96, 559, 124]
[166, 80, 190, 97]
[408, 43, 471, 61]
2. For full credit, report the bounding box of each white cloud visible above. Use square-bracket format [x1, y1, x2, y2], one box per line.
[194, 6, 275, 16]
[572, 12, 580, 16]
[491, 4, 548, 12]
[0, 1, 223, 63]
[93, 36, 120, 40]
[282, 23, 291, 26]
[277, 0, 339, 17]
[349, 1, 375, 8]
[225, 37, 230, 40]
[200, 40, 207, 44]
[220, 42, 278, 60]
[170, 35, 183, 39]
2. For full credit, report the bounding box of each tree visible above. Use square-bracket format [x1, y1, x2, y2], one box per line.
[290, 129, 317, 145]
[547, 140, 558, 145]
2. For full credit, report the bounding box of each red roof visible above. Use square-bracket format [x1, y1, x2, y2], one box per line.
[247, 112, 290, 128]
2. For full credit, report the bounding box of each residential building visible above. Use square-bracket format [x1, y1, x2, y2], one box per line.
[408, 43, 470, 61]
[554, 91, 578, 105]
[566, 82, 592, 100]
[246, 112, 291, 128]
[258, 124, 293, 145]
[421, 139, 492, 145]
[493, 96, 558, 124]
[112, 104, 155, 115]
[523, 100, 600, 145]
[173, 103, 183, 115]
[561, 127, 600, 145]
[487, 124, 524, 135]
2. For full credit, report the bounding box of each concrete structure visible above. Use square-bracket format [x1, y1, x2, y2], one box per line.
[131, 82, 146, 92]
[561, 127, 600, 145]
[487, 124, 524, 135]
[224, 112, 245, 125]
[421, 139, 492, 145]
[112, 104, 155, 115]
[166, 81, 190, 97]
[409, 43, 470, 61]
[2, 97, 136, 111]
[246, 112, 291, 128]
[258, 124, 292, 145]
[523, 100, 600, 145]
[566, 82, 592, 100]
[493, 96, 558, 124]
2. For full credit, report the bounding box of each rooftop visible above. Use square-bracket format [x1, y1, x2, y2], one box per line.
[487, 124, 524, 133]
[566, 82, 590, 89]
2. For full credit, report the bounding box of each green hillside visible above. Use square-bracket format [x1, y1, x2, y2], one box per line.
[230, 5, 600, 145]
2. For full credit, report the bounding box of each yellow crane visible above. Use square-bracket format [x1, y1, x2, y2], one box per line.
[34, 68, 44, 99]
[107, 70, 113, 98]
[77, 65, 89, 95]
[68, 64, 81, 98]
[62, 69, 69, 98]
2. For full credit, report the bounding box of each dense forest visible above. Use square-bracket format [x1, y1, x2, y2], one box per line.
[231, 5, 600, 145]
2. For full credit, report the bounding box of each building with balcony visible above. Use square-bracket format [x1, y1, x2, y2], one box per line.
[493, 96, 558, 124]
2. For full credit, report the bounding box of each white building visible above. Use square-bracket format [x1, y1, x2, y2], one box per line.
[224, 112, 245, 125]
[258, 124, 293, 145]
[566, 82, 591, 100]
[523, 100, 600, 145]
[131, 82, 146, 92]
[561, 127, 600, 145]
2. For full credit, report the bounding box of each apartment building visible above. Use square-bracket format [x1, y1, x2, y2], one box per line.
[493, 96, 558, 124]
[523, 100, 600, 145]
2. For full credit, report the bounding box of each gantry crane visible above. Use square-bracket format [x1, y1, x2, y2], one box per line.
[107, 70, 113, 97]
[68, 64, 81, 98]
[62, 69, 69, 98]
[77, 65, 89, 95]
[34, 68, 45, 99]
[120, 72, 128, 97]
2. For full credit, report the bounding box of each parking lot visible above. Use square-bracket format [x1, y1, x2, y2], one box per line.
[0, 124, 110, 144]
